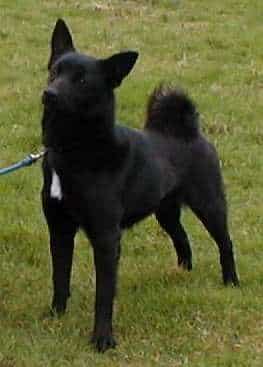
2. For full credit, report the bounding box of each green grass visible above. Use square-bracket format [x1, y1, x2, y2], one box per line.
[0, 0, 262, 365]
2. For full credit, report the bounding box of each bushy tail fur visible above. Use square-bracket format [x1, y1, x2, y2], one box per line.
[145, 85, 199, 140]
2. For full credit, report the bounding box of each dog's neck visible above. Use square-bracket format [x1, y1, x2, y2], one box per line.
[42, 102, 116, 154]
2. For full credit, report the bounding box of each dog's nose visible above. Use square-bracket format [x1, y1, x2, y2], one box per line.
[42, 88, 58, 105]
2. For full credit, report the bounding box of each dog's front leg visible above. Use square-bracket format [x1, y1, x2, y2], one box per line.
[42, 194, 78, 315]
[49, 228, 77, 315]
[90, 231, 121, 352]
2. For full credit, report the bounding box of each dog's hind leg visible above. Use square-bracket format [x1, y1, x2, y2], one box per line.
[187, 194, 239, 286]
[156, 196, 192, 270]
[42, 196, 78, 315]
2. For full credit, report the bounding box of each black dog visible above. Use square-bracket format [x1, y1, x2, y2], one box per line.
[41, 19, 239, 352]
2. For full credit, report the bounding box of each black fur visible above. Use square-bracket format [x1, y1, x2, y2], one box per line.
[146, 85, 199, 139]
[41, 19, 239, 352]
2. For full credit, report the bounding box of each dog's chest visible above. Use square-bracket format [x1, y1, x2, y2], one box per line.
[50, 170, 63, 200]
[48, 168, 109, 204]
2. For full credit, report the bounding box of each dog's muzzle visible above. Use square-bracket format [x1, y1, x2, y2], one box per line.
[42, 88, 58, 106]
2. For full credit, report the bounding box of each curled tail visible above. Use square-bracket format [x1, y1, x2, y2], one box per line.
[145, 85, 199, 140]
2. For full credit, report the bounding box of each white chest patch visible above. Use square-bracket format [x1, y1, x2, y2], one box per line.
[50, 170, 63, 201]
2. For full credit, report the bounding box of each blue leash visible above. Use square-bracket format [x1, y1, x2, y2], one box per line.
[0, 151, 45, 176]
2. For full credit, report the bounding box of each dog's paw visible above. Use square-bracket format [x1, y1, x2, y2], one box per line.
[178, 257, 192, 271]
[49, 307, 66, 318]
[91, 334, 117, 353]
[50, 302, 67, 317]
[223, 274, 240, 287]
[222, 266, 240, 287]
[39, 305, 66, 320]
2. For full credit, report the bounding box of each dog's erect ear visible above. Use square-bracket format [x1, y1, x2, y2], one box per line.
[48, 19, 75, 70]
[101, 51, 138, 88]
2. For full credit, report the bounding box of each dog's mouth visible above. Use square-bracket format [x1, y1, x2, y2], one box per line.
[42, 89, 77, 115]
[42, 88, 60, 110]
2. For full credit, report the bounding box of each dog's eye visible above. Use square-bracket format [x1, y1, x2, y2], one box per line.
[49, 68, 57, 82]
[79, 77, 87, 85]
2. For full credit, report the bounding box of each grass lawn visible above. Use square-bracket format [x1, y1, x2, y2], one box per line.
[0, 0, 262, 366]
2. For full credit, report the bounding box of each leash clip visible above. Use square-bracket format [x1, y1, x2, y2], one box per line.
[29, 150, 46, 163]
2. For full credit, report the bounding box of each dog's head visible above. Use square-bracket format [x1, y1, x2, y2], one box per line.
[42, 19, 138, 116]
